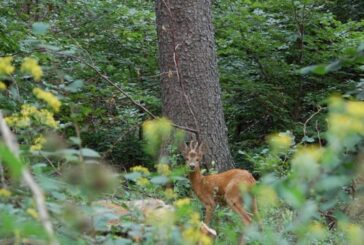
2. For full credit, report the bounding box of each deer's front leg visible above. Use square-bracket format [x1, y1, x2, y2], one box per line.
[204, 203, 216, 225]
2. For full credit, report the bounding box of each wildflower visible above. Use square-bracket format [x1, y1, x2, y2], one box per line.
[143, 120, 157, 136]
[131, 165, 150, 175]
[182, 227, 212, 245]
[174, 198, 191, 208]
[340, 222, 364, 245]
[4, 116, 17, 126]
[5, 115, 31, 128]
[0, 81, 6, 91]
[164, 188, 177, 199]
[136, 177, 150, 187]
[26, 208, 39, 219]
[308, 221, 326, 240]
[269, 132, 294, 152]
[255, 185, 278, 208]
[328, 113, 364, 135]
[0, 56, 15, 75]
[21, 104, 38, 117]
[346, 101, 364, 118]
[30, 135, 47, 151]
[291, 146, 324, 180]
[33, 88, 61, 112]
[35, 109, 59, 128]
[21, 57, 43, 81]
[156, 117, 173, 137]
[143, 117, 173, 156]
[0, 188, 12, 198]
[156, 163, 171, 176]
[190, 212, 200, 225]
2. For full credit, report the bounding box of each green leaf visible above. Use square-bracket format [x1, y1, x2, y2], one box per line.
[150, 175, 169, 185]
[301, 136, 315, 143]
[69, 137, 81, 145]
[32, 22, 49, 35]
[124, 172, 142, 181]
[65, 80, 84, 92]
[300, 64, 328, 75]
[0, 143, 23, 178]
[80, 148, 100, 158]
[311, 65, 328, 75]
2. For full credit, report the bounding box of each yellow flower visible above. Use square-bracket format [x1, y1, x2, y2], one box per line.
[131, 165, 150, 175]
[190, 212, 200, 225]
[0, 56, 15, 75]
[35, 109, 59, 128]
[0, 188, 12, 198]
[5, 115, 31, 128]
[291, 146, 324, 180]
[328, 113, 364, 135]
[174, 198, 191, 208]
[156, 163, 171, 176]
[347, 101, 364, 118]
[33, 88, 61, 112]
[143, 120, 157, 136]
[26, 208, 39, 219]
[164, 188, 177, 199]
[255, 185, 278, 208]
[308, 221, 326, 239]
[136, 177, 150, 187]
[4, 116, 17, 126]
[269, 132, 293, 152]
[182, 226, 212, 245]
[30, 135, 47, 151]
[21, 57, 43, 81]
[0, 81, 6, 90]
[340, 222, 364, 245]
[21, 104, 38, 117]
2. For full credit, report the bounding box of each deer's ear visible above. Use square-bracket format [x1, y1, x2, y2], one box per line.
[198, 142, 208, 155]
[179, 142, 189, 157]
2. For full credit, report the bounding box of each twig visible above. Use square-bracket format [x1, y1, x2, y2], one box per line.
[0, 159, 6, 188]
[315, 120, 322, 147]
[39, 151, 62, 175]
[0, 112, 59, 245]
[74, 123, 84, 164]
[302, 106, 324, 139]
[69, 55, 199, 135]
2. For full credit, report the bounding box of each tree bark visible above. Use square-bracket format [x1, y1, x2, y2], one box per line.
[155, 0, 234, 171]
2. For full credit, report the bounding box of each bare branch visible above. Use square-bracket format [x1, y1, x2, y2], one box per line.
[0, 112, 59, 245]
[302, 106, 325, 142]
[69, 55, 199, 135]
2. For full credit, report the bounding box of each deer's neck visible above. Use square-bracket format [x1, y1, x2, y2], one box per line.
[189, 168, 204, 194]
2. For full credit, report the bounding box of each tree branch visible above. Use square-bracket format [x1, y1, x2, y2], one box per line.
[0, 112, 59, 245]
[68, 55, 199, 135]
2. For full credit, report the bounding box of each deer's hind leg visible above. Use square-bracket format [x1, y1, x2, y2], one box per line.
[225, 182, 252, 225]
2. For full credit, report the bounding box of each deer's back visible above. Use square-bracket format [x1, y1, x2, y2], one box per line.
[204, 169, 255, 192]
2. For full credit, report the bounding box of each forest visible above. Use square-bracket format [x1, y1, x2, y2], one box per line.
[0, 0, 363, 244]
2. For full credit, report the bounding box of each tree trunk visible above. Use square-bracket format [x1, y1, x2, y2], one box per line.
[155, 0, 234, 171]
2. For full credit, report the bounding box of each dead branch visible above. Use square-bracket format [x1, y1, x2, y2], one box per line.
[302, 106, 325, 140]
[0, 112, 59, 245]
[69, 55, 199, 136]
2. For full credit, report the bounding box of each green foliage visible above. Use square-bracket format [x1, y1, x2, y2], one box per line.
[0, 0, 364, 244]
[213, 0, 363, 167]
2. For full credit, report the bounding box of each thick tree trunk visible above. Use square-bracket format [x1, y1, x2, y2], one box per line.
[155, 0, 234, 171]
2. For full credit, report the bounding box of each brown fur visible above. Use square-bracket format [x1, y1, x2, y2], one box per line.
[181, 141, 258, 225]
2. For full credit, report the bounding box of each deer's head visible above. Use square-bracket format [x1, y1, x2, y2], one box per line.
[180, 141, 207, 171]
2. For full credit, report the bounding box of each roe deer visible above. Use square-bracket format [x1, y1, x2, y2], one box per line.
[180, 141, 258, 226]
